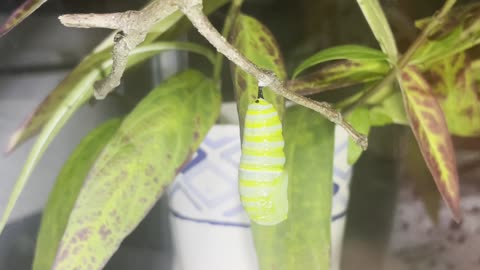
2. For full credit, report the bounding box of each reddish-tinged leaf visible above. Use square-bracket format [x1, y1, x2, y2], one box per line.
[403, 131, 441, 223]
[0, 0, 47, 37]
[400, 66, 461, 222]
[288, 59, 389, 96]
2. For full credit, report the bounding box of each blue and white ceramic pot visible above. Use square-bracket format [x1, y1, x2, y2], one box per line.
[168, 123, 352, 270]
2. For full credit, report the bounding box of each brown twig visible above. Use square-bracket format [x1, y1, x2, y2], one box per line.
[59, 0, 368, 149]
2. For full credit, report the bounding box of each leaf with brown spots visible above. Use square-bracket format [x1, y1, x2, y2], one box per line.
[289, 45, 389, 95]
[412, 3, 480, 67]
[0, 42, 218, 241]
[229, 14, 286, 129]
[423, 52, 480, 136]
[293, 45, 389, 78]
[32, 119, 122, 270]
[290, 59, 390, 96]
[400, 66, 461, 222]
[5, 0, 229, 153]
[0, 0, 47, 37]
[52, 70, 220, 270]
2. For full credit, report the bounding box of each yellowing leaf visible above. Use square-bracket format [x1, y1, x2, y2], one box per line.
[5, 0, 229, 152]
[0, 0, 47, 37]
[33, 119, 122, 270]
[424, 52, 480, 136]
[230, 14, 286, 128]
[6, 41, 214, 153]
[400, 66, 461, 222]
[289, 58, 389, 96]
[52, 70, 220, 270]
[0, 42, 216, 239]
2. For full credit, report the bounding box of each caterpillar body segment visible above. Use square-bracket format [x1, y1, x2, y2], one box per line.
[239, 97, 288, 226]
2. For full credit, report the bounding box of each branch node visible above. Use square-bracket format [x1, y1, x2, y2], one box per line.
[258, 69, 276, 87]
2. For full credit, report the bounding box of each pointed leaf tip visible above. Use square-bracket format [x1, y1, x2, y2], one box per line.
[400, 66, 461, 222]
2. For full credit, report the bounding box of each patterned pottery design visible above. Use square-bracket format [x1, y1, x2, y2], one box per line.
[168, 125, 352, 270]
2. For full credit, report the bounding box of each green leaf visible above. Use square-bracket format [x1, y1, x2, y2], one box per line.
[423, 52, 480, 136]
[6, 0, 230, 152]
[6, 41, 215, 153]
[32, 119, 122, 270]
[347, 107, 370, 165]
[293, 45, 389, 78]
[400, 66, 461, 222]
[412, 3, 480, 67]
[369, 91, 408, 126]
[290, 59, 389, 95]
[0, 42, 217, 238]
[252, 105, 335, 270]
[52, 69, 220, 270]
[0, 0, 47, 37]
[230, 14, 286, 129]
[356, 0, 398, 61]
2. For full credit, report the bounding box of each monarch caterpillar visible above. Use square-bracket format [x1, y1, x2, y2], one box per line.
[238, 86, 288, 226]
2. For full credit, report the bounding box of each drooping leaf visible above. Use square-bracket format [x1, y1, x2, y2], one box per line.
[5, 41, 215, 153]
[412, 3, 480, 67]
[346, 107, 370, 165]
[356, 0, 398, 61]
[369, 91, 408, 126]
[252, 105, 335, 270]
[400, 66, 461, 222]
[403, 131, 441, 223]
[0, 0, 47, 37]
[0, 42, 216, 238]
[292, 45, 389, 78]
[52, 70, 220, 270]
[32, 119, 122, 270]
[230, 14, 286, 128]
[423, 52, 480, 136]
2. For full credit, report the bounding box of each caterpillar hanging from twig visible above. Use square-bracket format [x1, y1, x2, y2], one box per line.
[238, 84, 288, 226]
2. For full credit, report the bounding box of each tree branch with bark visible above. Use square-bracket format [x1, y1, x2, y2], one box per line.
[58, 0, 368, 149]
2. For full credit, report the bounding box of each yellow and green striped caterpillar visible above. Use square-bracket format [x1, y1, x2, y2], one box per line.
[238, 86, 288, 226]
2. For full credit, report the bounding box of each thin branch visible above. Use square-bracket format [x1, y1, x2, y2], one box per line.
[179, 2, 367, 149]
[59, 0, 368, 149]
[59, 0, 178, 99]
